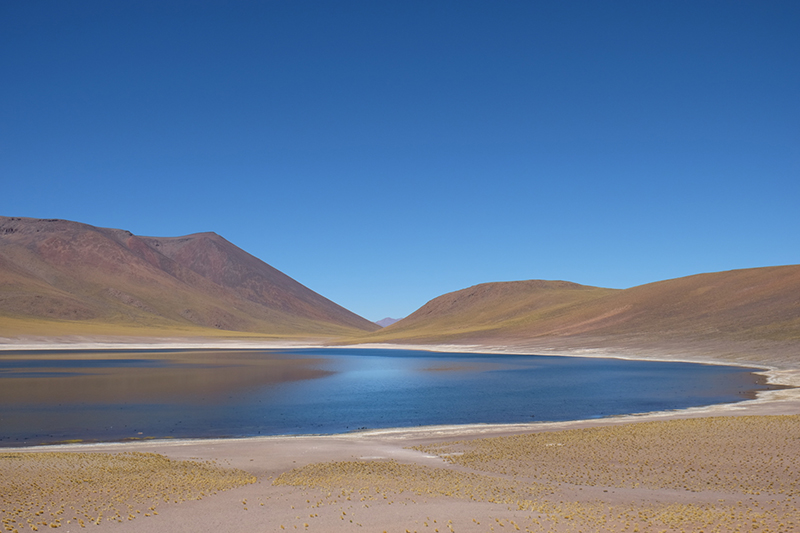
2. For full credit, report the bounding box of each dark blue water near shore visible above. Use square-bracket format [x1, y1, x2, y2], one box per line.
[0, 348, 769, 446]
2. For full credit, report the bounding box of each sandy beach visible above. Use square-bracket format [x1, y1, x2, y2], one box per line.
[2, 339, 800, 532]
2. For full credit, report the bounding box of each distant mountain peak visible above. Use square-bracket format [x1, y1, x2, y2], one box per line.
[375, 317, 401, 328]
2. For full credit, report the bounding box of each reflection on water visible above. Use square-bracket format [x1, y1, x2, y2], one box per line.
[0, 352, 330, 404]
[0, 348, 769, 446]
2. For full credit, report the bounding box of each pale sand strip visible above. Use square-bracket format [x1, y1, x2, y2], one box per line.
[0, 337, 320, 352]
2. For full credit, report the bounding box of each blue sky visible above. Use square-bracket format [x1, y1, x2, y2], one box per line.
[1, 1, 798, 321]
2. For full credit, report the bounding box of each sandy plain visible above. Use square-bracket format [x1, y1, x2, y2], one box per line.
[2, 338, 800, 533]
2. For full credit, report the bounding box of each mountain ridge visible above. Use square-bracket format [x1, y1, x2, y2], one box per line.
[3, 215, 799, 366]
[0, 216, 379, 337]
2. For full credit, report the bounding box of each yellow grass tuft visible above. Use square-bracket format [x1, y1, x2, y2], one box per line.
[0, 452, 255, 530]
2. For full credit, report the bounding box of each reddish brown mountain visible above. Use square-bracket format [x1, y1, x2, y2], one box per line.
[0, 216, 379, 337]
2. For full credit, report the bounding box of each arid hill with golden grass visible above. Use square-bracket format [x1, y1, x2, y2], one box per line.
[0, 216, 379, 338]
[361, 266, 800, 365]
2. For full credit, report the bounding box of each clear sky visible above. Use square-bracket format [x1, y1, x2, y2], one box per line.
[1, 1, 798, 322]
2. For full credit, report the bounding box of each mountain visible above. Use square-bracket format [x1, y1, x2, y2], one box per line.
[365, 280, 615, 342]
[362, 266, 800, 351]
[0, 216, 380, 338]
[375, 317, 401, 328]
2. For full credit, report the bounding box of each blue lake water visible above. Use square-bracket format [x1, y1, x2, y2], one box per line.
[0, 348, 770, 446]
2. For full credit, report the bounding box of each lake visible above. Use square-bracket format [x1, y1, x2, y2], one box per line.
[0, 347, 770, 446]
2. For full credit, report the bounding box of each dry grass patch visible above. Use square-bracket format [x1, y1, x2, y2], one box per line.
[274, 459, 553, 503]
[272, 416, 800, 532]
[0, 451, 255, 531]
[415, 415, 800, 496]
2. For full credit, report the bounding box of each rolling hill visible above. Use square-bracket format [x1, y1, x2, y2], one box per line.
[0, 216, 380, 338]
[362, 266, 800, 356]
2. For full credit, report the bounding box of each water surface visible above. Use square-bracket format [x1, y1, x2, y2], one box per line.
[0, 348, 769, 446]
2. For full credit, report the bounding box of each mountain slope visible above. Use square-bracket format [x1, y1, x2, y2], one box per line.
[363, 266, 800, 346]
[369, 280, 616, 342]
[0, 216, 379, 337]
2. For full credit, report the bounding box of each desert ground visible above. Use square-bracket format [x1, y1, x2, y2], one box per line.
[2, 339, 800, 533]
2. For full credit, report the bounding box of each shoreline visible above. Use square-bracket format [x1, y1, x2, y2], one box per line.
[1, 337, 799, 451]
